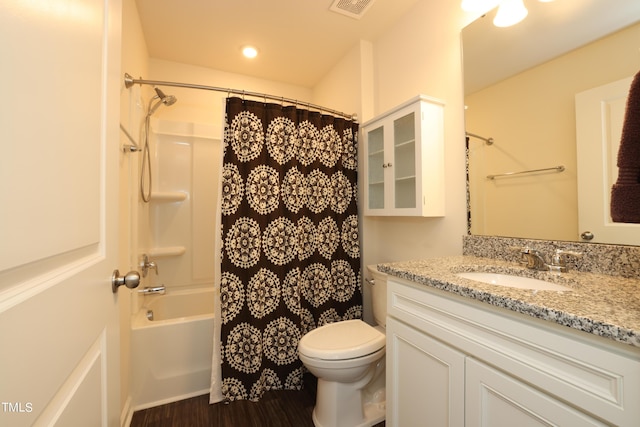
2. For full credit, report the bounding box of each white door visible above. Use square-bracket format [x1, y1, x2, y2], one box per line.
[0, 1, 123, 426]
[575, 76, 640, 245]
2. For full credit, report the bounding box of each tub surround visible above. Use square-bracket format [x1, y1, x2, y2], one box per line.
[378, 236, 640, 348]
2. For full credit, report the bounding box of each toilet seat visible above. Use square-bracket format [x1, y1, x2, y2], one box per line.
[299, 319, 385, 361]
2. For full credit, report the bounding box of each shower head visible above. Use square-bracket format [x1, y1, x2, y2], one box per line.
[147, 87, 177, 116]
[155, 87, 177, 106]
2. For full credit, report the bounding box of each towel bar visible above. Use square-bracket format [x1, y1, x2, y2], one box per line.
[487, 165, 565, 180]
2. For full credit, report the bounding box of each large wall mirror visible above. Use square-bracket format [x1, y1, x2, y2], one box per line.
[463, 0, 640, 245]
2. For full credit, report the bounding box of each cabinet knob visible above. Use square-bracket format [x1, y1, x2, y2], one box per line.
[382, 162, 392, 168]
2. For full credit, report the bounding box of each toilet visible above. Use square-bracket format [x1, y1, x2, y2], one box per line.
[298, 265, 388, 427]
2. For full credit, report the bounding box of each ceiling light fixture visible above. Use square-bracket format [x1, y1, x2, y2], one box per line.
[461, 0, 500, 12]
[462, 0, 552, 27]
[493, 0, 528, 27]
[242, 46, 258, 59]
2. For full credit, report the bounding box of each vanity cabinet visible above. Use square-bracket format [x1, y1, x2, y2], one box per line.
[387, 317, 465, 426]
[362, 95, 445, 216]
[386, 278, 640, 426]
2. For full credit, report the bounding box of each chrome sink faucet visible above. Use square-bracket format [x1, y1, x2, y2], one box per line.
[518, 247, 582, 272]
[519, 247, 548, 271]
[549, 249, 583, 273]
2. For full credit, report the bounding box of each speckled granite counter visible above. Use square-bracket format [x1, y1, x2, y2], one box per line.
[378, 256, 640, 348]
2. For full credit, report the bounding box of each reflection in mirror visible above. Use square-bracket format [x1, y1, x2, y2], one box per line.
[463, 0, 640, 245]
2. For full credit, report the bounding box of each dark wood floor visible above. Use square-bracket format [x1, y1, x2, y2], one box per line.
[130, 381, 385, 427]
[130, 390, 317, 427]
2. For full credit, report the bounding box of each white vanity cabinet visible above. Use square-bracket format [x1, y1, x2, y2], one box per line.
[386, 278, 640, 427]
[387, 317, 465, 426]
[362, 95, 445, 216]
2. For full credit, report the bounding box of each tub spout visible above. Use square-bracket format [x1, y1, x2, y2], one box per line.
[138, 285, 165, 295]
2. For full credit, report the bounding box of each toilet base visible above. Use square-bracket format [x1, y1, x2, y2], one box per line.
[311, 381, 385, 427]
[310, 357, 386, 427]
[312, 403, 385, 427]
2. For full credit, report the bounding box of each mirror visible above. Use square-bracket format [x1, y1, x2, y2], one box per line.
[463, 0, 640, 244]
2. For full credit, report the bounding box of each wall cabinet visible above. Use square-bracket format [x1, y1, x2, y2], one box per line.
[387, 278, 640, 426]
[363, 95, 445, 216]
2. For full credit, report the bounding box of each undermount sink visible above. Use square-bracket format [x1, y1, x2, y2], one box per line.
[455, 272, 572, 291]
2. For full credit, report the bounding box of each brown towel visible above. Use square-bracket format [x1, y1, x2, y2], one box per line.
[611, 70, 640, 223]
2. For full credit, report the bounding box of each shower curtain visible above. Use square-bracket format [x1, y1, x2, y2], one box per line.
[216, 97, 361, 402]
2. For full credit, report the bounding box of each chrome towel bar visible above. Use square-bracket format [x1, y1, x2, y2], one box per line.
[487, 165, 565, 180]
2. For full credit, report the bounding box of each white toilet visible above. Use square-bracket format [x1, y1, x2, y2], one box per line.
[298, 265, 388, 427]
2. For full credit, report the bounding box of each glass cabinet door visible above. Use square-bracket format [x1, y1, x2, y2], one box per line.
[367, 126, 385, 210]
[393, 112, 416, 209]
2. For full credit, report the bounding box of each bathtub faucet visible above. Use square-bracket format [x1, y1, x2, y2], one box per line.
[139, 254, 158, 277]
[138, 285, 166, 295]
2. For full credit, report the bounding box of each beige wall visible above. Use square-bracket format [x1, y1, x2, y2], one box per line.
[143, 2, 479, 273]
[146, 58, 314, 127]
[119, 0, 481, 406]
[465, 22, 640, 241]
[119, 0, 151, 420]
[361, 1, 474, 269]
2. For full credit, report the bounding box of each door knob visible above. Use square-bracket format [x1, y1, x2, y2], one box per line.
[580, 231, 594, 241]
[112, 269, 141, 293]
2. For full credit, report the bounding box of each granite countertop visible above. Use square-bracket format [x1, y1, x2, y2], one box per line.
[378, 256, 640, 348]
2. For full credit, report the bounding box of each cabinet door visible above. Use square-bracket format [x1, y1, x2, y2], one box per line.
[364, 104, 420, 215]
[387, 317, 465, 427]
[392, 110, 418, 209]
[465, 358, 607, 427]
[366, 124, 386, 210]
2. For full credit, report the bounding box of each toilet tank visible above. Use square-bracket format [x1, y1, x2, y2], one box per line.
[366, 265, 388, 327]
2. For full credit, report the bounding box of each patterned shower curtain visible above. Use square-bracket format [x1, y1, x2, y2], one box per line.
[219, 97, 362, 402]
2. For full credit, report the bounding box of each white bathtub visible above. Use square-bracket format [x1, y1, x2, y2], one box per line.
[131, 287, 215, 410]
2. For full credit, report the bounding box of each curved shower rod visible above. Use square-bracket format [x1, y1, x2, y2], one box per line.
[124, 73, 358, 121]
[466, 131, 494, 145]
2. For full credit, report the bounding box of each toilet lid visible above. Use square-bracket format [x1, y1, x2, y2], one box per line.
[298, 319, 385, 360]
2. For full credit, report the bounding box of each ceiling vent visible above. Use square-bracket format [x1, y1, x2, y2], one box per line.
[329, 0, 376, 19]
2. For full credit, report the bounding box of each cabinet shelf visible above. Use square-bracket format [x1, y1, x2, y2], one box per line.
[394, 139, 416, 149]
[395, 175, 416, 182]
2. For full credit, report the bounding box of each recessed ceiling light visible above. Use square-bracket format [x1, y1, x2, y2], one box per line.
[242, 46, 258, 59]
